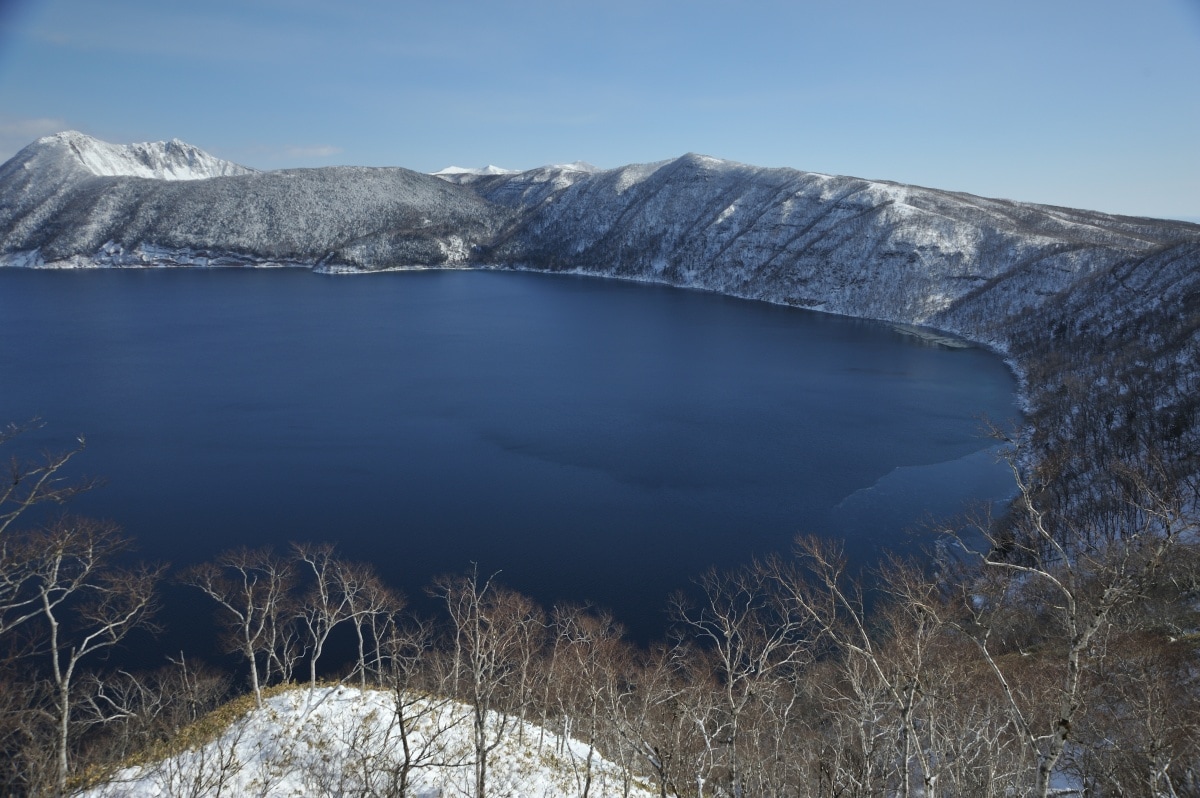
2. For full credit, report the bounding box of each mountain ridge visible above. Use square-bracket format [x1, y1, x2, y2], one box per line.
[3, 135, 1196, 345]
[3, 134, 1194, 280]
[2, 133, 1198, 507]
[0, 134, 509, 270]
[472, 152, 1197, 335]
[18, 130, 256, 181]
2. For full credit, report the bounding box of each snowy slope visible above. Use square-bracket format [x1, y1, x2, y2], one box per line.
[22, 131, 254, 181]
[445, 161, 603, 209]
[477, 153, 1200, 338]
[80, 687, 656, 798]
[2, 134, 1194, 326]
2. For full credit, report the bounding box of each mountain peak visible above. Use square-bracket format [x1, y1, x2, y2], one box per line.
[434, 161, 602, 180]
[545, 160, 601, 173]
[32, 130, 255, 181]
[433, 164, 519, 177]
[676, 152, 734, 169]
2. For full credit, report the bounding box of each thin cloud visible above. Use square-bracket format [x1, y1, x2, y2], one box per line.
[0, 116, 68, 161]
[0, 116, 67, 137]
[285, 145, 343, 159]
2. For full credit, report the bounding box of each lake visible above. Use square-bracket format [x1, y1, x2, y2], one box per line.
[0, 268, 1018, 642]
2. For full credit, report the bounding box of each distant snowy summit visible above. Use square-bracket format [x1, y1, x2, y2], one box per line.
[433, 160, 601, 196]
[26, 130, 255, 180]
[433, 164, 520, 177]
[547, 161, 601, 173]
[433, 162, 599, 178]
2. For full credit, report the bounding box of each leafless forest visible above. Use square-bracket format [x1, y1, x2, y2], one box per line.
[2, 418, 1197, 797]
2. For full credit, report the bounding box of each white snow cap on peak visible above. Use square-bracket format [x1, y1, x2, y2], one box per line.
[432, 164, 520, 176]
[433, 161, 601, 177]
[38, 130, 254, 181]
[548, 161, 601, 172]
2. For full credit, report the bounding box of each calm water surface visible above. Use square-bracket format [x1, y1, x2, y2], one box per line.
[0, 268, 1018, 641]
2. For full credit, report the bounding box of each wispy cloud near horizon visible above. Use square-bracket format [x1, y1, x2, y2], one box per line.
[0, 115, 68, 161]
[285, 145, 343, 159]
[0, 116, 67, 137]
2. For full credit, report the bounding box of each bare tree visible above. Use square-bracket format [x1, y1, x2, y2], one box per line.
[0, 420, 94, 539]
[75, 654, 232, 776]
[778, 537, 950, 798]
[807, 653, 892, 797]
[671, 559, 813, 798]
[0, 670, 55, 796]
[24, 517, 162, 794]
[180, 546, 296, 706]
[431, 566, 544, 798]
[608, 642, 693, 798]
[950, 453, 1197, 798]
[549, 604, 629, 798]
[1072, 628, 1200, 797]
[336, 558, 403, 687]
[292, 542, 355, 691]
[1, 422, 95, 640]
[364, 616, 469, 797]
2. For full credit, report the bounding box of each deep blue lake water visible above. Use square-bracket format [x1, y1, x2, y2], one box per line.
[0, 268, 1018, 642]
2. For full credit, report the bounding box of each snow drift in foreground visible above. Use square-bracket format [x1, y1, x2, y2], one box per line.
[81, 687, 654, 798]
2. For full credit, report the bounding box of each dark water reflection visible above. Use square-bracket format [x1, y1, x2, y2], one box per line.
[0, 268, 1018, 644]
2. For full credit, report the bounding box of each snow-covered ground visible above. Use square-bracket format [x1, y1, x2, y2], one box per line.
[81, 687, 655, 798]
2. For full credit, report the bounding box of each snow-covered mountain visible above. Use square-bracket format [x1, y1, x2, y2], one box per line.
[475, 153, 1198, 337]
[2, 133, 1197, 360]
[3, 134, 1193, 326]
[19, 131, 255, 181]
[1, 132, 1198, 500]
[0, 133, 510, 270]
[433, 164, 520, 177]
[80, 686, 656, 798]
[442, 160, 603, 209]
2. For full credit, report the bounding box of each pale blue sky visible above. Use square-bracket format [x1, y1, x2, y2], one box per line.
[0, 0, 1197, 219]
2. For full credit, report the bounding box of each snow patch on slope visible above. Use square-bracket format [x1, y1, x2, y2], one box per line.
[81, 687, 655, 798]
[612, 159, 672, 194]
